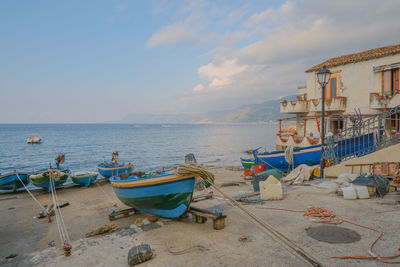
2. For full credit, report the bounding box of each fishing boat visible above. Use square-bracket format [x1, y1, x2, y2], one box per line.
[254, 131, 383, 172]
[240, 158, 254, 169]
[30, 154, 70, 191]
[110, 172, 196, 218]
[0, 172, 29, 191]
[30, 168, 70, 191]
[98, 152, 134, 178]
[71, 171, 98, 187]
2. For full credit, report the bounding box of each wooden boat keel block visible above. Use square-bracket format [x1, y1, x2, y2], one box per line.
[188, 206, 226, 230]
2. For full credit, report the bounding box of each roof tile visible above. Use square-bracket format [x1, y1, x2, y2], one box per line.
[306, 44, 400, 72]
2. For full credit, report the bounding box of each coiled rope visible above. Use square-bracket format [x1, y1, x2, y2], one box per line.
[256, 206, 400, 264]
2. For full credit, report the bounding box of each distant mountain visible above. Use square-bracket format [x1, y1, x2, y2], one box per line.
[119, 95, 297, 124]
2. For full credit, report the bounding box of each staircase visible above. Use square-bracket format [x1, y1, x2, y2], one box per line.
[328, 105, 400, 168]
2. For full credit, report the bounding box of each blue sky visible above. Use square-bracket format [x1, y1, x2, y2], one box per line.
[1, 0, 400, 123]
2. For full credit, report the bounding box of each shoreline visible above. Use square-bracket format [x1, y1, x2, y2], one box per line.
[1, 166, 399, 266]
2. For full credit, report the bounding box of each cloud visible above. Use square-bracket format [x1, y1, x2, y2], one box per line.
[168, 0, 400, 113]
[147, 23, 197, 48]
[150, 0, 400, 114]
[198, 58, 247, 90]
[192, 84, 204, 92]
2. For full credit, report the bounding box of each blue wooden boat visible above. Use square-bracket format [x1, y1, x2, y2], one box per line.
[110, 172, 196, 218]
[30, 168, 70, 191]
[97, 163, 134, 178]
[0, 172, 29, 191]
[98, 152, 134, 178]
[254, 131, 382, 172]
[71, 171, 98, 187]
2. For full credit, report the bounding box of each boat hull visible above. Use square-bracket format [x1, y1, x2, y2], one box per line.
[0, 172, 29, 191]
[255, 131, 380, 172]
[97, 163, 133, 178]
[240, 158, 255, 169]
[71, 172, 98, 187]
[30, 169, 69, 191]
[110, 173, 195, 218]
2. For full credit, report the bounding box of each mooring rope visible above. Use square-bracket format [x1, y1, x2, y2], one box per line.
[15, 173, 46, 212]
[49, 170, 71, 253]
[93, 179, 117, 206]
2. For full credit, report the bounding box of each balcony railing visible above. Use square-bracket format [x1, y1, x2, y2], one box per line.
[370, 90, 400, 109]
[280, 100, 309, 114]
[276, 133, 321, 148]
[309, 96, 346, 112]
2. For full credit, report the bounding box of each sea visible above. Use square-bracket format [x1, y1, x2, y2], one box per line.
[0, 123, 278, 175]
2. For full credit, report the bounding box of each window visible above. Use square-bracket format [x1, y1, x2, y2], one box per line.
[382, 68, 399, 96]
[325, 78, 337, 99]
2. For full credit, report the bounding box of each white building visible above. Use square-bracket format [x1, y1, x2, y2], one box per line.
[277, 44, 400, 150]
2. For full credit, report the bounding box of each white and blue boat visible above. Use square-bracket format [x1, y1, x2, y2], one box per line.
[254, 131, 383, 172]
[110, 172, 196, 218]
[98, 152, 134, 178]
[71, 171, 98, 187]
[97, 162, 134, 178]
[0, 172, 29, 191]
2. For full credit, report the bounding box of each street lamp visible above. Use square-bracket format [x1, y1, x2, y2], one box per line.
[317, 65, 331, 178]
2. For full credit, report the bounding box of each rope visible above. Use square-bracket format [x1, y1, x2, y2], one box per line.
[284, 146, 294, 171]
[256, 206, 400, 264]
[175, 164, 322, 266]
[15, 173, 46, 212]
[93, 179, 117, 206]
[48, 170, 71, 254]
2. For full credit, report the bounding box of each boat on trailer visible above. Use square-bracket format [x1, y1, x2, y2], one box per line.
[0, 172, 29, 191]
[98, 152, 134, 178]
[110, 172, 196, 218]
[254, 130, 384, 172]
[71, 171, 98, 187]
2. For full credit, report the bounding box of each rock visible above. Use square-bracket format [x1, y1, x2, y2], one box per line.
[85, 222, 117, 238]
[134, 218, 143, 226]
[147, 216, 159, 223]
[128, 244, 153, 266]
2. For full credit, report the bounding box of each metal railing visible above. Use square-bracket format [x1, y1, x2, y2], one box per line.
[331, 105, 400, 165]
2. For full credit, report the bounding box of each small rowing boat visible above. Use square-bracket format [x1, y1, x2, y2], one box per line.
[30, 168, 70, 191]
[98, 152, 134, 178]
[71, 171, 98, 187]
[97, 163, 134, 178]
[240, 158, 255, 169]
[110, 172, 196, 218]
[0, 172, 29, 191]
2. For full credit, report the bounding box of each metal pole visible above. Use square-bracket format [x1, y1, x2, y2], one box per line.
[320, 84, 325, 178]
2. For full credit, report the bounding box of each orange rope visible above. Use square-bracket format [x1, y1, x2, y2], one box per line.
[256, 206, 400, 263]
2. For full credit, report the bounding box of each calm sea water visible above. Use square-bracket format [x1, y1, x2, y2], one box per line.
[0, 123, 277, 174]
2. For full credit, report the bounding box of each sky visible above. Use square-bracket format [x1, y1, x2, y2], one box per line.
[1, 0, 400, 123]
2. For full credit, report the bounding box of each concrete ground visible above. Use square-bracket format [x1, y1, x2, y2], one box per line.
[1, 166, 400, 266]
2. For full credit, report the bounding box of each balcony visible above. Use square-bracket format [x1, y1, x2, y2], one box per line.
[370, 90, 400, 109]
[275, 133, 320, 149]
[280, 100, 309, 114]
[309, 96, 347, 112]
